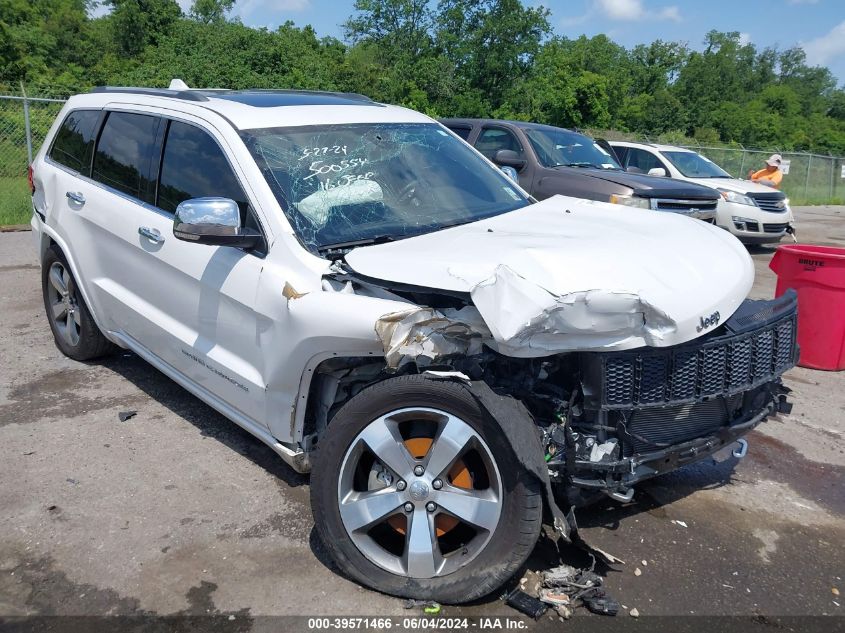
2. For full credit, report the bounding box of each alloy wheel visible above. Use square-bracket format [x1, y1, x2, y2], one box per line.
[337, 407, 502, 579]
[46, 261, 81, 347]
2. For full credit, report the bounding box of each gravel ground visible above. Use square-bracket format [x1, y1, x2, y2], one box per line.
[0, 207, 843, 628]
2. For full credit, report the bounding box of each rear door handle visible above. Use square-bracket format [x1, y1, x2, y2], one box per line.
[65, 191, 85, 205]
[138, 226, 164, 244]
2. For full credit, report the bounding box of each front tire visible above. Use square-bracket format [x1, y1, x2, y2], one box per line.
[42, 245, 115, 361]
[311, 374, 542, 603]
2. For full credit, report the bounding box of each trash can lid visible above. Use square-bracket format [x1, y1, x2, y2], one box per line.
[776, 244, 845, 261]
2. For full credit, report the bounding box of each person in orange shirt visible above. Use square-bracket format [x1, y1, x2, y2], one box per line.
[748, 154, 783, 188]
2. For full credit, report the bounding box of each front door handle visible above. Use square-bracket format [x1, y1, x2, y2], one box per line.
[65, 191, 85, 205]
[138, 226, 164, 244]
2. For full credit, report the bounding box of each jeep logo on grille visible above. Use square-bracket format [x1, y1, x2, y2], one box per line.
[697, 311, 721, 332]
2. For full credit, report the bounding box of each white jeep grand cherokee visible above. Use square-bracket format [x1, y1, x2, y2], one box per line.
[30, 85, 797, 603]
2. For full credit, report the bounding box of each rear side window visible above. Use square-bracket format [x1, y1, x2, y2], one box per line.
[92, 112, 160, 200]
[157, 121, 249, 218]
[612, 146, 629, 165]
[448, 126, 472, 141]
[49, 110, 100, 174]
[625, 148, 667, 174]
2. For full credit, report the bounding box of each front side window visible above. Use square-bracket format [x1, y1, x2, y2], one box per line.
[158, 121, 249, 218]
[242, 123, 530, 253]
[662, 151, 731, 178]
[475, 128, 524, 160]
[92, 112, 159, 200]
[524, 128, 621, 170]
[49, 110, 100, 174]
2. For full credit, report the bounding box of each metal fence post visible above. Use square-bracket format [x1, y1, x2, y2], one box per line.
[804, 154, 811, 200]
[739, 151, 746, 177]
[20, 83, 33, 166]
[831, 156, 835, 200]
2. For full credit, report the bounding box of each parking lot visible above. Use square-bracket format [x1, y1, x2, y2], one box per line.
[1, 206, 843, 626]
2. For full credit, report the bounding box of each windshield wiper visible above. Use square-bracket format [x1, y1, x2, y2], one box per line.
[317, 235, 396, 259]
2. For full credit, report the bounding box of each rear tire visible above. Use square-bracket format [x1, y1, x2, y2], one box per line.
[42, 245, 115, 361]
[310, 374, 542, 603]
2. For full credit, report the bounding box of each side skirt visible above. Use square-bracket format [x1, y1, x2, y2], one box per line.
[109, 330, 310, 473]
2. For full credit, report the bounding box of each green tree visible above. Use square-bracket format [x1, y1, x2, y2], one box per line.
[344, 0, 433, 60]
[106, 0, 182, 57]
[190, 0, 235, 24]
[436, 0, 550, 111]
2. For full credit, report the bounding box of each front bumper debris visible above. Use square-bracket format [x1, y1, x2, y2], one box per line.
[554, 290, 798, 497]
[556, 385, 790, 494]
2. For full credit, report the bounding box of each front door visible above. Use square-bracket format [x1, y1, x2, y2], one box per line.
[87, 110, 269, 428]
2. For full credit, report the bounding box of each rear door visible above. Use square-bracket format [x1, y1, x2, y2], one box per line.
[39, 109, 115, 327]
[79, 110, 165, 335]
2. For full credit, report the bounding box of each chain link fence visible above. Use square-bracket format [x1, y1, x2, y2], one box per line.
[2, 86, 845, 224]
[593, 129, 845, 205]
[0, 85, 67, 224]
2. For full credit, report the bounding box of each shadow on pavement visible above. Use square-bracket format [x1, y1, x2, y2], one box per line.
[98, 351, 308, 490]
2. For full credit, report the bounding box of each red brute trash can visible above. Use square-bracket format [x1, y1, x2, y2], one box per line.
[769, 244, 845, 370]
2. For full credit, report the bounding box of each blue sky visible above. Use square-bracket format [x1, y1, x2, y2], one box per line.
[168, 0, 845, 85]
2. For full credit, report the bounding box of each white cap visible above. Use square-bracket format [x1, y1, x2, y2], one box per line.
[766, 154, 782, 167]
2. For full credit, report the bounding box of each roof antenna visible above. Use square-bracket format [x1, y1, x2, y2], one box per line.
[169, 78, 190, 91]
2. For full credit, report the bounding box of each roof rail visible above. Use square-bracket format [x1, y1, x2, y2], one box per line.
[89, 86, 211, 102]
[203, 88, 374, 102]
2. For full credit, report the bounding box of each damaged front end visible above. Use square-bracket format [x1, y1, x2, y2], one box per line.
[548, 289, 798, 502]
[324, 261, 798, 506]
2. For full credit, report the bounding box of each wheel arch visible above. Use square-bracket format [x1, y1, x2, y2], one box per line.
[292, 351, 393, 448]
[38, 227, 119, 347]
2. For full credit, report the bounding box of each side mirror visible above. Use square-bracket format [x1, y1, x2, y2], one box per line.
[493, 149, 526, 170]
[500, 166, 519, 181]
[173, 197, 261, 249]
[648, 167, 667, 177]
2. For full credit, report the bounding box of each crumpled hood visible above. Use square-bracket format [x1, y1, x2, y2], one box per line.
[346, 195, 754, 357]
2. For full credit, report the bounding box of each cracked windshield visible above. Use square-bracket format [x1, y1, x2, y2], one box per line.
[242, 123, 530, 253]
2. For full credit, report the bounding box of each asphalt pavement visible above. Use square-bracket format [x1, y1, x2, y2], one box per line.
[0, 207, 843, 629]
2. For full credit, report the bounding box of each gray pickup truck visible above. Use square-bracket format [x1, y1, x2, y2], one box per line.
[441, 118, 720, 222]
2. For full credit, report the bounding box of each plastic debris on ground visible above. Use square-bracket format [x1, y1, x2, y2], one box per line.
[403, 599, 441, 615]
[504, 588, 548, 619]
[118, 410, 137, 422]
[507, 564, 621, 618]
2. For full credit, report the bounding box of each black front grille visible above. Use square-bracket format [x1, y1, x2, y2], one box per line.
[764, 223, 789, 234]
[583, 291, 798, 411]
[624, 396, 743, 454]
[745, 221, 760, 232]
[749, 192, 788, 213]
[654, 199, 718, 212]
